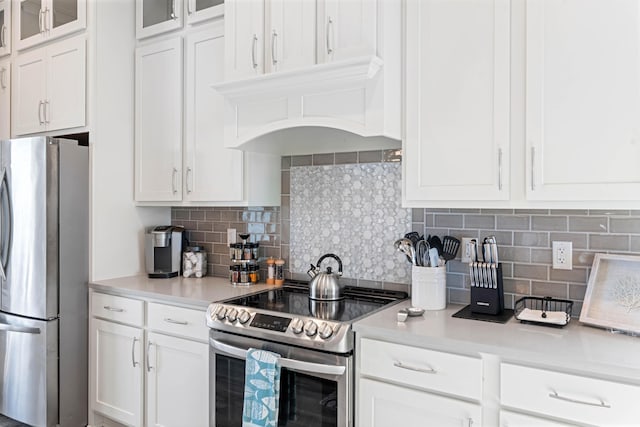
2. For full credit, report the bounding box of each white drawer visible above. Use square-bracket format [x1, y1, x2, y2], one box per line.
[147, 303, 208, 342]
[91, 292, 144, 327]
[359, 338, 482, 400]
[501, 363, 640, 426]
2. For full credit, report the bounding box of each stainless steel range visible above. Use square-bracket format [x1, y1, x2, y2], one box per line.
[206, 281, 407, 427]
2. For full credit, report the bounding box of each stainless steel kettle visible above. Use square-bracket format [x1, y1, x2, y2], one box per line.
[307, 253, 344, 300]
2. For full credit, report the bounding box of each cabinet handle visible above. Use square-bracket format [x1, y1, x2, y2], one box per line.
[0, 68, 5, 89]
[187, 0, 193, 15]
[468, 418, 473, 427]
[530, 146, 536, 191]
[186, 167, 192, 194]
[0, 25, 6, 48]
[39, 9, 44, 33]
[45, 7, 51, 31]
[103, 305, 124, 312]
[38, 101, 44, 125]
[326, 17, 334, 55]
[172, 168, 178, 194]
[131, 337, 139, 367]
[44, 100, 50, 124]
[164, 318, 189, 325]
[548, 390, 611, 409]
[271, 30, 278, 66]
[170, 0, 178, 19]
[147, 341, 154, 372]
[251, 34, 258, 69]
[393, 361, 437, 374]
[498, 148, 503, 191]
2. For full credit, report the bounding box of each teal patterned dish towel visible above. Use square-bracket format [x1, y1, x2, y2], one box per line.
[242, 348, 281, 427]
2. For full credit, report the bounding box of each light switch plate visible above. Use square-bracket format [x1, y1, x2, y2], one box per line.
[227, 228, 237, 245]
[461, 237, 475, 263]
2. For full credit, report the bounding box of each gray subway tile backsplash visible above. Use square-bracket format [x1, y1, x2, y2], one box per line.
[171, 153, 640, 315]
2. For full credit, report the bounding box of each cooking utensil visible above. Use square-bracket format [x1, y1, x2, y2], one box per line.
[428, 235, 444, 256]
[442, 236, 460, 261]
[415, 240, 430, 267]
[395, 238, 416, 265]
[307, 253, 344, 300]
[404, 232, 422, 247]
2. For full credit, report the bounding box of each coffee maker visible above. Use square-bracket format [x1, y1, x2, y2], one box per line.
[145, 225, 185, 278]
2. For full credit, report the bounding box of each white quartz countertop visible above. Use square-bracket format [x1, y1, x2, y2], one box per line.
[90, 275, 278, 308]
[354, 301, 640, 382]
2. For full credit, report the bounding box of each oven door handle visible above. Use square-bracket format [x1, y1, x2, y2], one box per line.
[210, 338, 346, 376]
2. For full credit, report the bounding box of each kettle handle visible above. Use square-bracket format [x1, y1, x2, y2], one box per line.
[316, 253, 343, 276]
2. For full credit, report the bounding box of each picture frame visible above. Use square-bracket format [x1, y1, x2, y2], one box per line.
[580, 253, 640, 334]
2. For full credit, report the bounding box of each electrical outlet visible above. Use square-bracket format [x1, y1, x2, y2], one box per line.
[552, 241, 573, 270]
[461, 237, 475, 263]
[227, 228, 237, 245]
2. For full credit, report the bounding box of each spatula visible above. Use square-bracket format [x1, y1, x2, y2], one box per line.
[442, 236, 461, 261]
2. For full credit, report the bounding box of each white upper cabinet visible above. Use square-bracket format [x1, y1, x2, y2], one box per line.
[404, 0, 510, 205]
[134, 37, 183, 202]
[14, 0, 86, 51]
[0, 58, 9, 139]
[224, 0, 315, 79]
[184, 24, 243, 202]
[317, 0, 376, 63]
[12, 34, 85, 135]
[0, 0, 11, 56]
[526, 0, 640, 202]
[186, 0, 223, 25]
[136, 0, 183, 39]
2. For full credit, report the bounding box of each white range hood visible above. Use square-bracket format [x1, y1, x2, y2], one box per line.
[213, 55, 401, 155]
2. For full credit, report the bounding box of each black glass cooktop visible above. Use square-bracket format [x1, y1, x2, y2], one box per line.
[222, 282, 408, 322]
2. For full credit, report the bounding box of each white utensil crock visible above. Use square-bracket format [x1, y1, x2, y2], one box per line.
[411, 265, 447, 310]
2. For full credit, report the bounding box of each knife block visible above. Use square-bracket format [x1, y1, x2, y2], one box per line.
[470, 263, 504, 315]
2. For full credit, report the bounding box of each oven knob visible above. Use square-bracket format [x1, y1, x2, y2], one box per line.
[290, 318, 304, 334]
[216, 307, 227, 320]
[226, 308, 238, 323]
[238, 310, 251, 324]
[318, 322, 334, 339]
[303, 320, 318, 337]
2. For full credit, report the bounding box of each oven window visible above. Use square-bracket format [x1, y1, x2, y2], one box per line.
[215, 355, 338, 427]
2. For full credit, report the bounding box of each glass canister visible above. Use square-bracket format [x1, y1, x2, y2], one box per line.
[266, 258, 275, 284]
[183, 246, 207, 278]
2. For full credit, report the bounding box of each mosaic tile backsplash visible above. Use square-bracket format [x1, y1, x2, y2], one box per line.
[290, 162, 411, 283]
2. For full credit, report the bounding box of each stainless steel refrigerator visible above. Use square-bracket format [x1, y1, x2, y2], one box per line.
[0, 136, 88, 427]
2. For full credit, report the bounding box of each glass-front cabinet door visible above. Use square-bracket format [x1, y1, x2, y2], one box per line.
[15, 0, 86, 51]
[0, 0, 11, 56]
[136, 0, 184, 39]
[186, 0, 223, 24]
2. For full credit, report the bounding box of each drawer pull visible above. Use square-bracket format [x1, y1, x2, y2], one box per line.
[103, 306, 124, 312]
[548, 390, 611, 409]
[164, 318, 188, 326]
[393, 361, 436, 374]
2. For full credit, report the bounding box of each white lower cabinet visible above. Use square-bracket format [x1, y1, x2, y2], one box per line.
[91, 319, 144, 427]
[501, 363, 640, 427]
[146, 332, 208, 427]
[89, 292, 209, 427]
[357, 338, 482, 427]
[358, 378, 481, 427]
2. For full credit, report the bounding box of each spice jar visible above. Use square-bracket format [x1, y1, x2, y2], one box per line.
[266, 258, 275, 285]
[239, 264, 249, 284]
[243, 243, 252, 260]
[229, 265, 240, 284]
[249, 265, 259, 283]
[275, 259, 285, 286]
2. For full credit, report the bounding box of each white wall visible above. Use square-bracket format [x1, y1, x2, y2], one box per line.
[90, 0, 169, 281]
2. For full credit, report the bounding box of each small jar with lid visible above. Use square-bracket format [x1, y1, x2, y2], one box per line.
[229, 265, 240, 284]
[266, 258, 275, 284]
[183, 246, 207, 278]
[249, 265, 259, 283]
[275, 259, 285, 286]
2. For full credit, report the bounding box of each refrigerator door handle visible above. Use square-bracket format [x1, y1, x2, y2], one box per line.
[0, 167, 12, 281]
[0, 321, 41, 334]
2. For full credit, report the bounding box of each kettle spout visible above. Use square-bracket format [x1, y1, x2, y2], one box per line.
[307, 264, 318, 279]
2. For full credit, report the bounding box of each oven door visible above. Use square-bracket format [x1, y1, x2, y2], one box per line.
[210, 330, 352, 427]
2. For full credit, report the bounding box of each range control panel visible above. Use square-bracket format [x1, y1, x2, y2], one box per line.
[250, 313, 291, 332]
